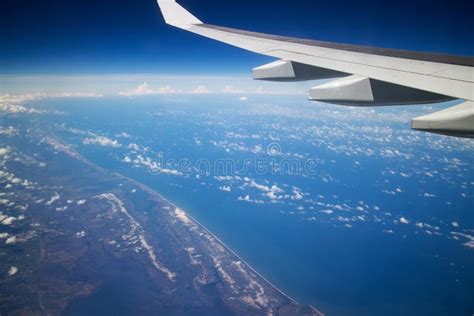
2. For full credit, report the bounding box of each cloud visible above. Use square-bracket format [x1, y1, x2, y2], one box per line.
[221, 85, 244, 94]
[128, 154, 182, 176]
[8, 266, 18, 276]
[0, 93, 102, 114]
[219, 185, 231, 192]
[116, 132, 131, 138]
[1, 216, 17, 226]
[127, 143, 140, 151]
[451, 232, 474, 249]
[247, 180, 284, 200]
[118, 82, 178, 96]
[399, 217, 410, 224]
[238, 195, 264, 204]
[0, 147, 11, 156]
[192, 85, 210, 94]
[291, 188, 304, 200]
[46, 192, 60, 205]
[83, 136, 121, 148]
[5, 236, 16, 244]
[0, 127, 18, 137]
[320, 210, 333, 214]
[239, 96, 248, 101]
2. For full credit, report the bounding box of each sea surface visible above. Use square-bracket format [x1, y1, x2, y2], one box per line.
[28, 95, 474, 315]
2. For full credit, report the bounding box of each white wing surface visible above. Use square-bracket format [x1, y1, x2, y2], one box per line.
[157, 0, 474, 137]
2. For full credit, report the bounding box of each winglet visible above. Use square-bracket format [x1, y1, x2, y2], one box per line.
[157, 0, 202, 30]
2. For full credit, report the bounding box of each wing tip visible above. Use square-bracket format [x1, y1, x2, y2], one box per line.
[157, 0, 202, 29]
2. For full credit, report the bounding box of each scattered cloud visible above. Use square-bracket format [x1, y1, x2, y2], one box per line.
[451, 232, 474, 249]
[192, 85, 210, 94]
[219, 185, 231, 192]
[0, 93, 102, 114]
[0, 147, 11, 156]
[5, 236, 16, 244]
[116, 132, 131, 138]
[46, 192, 60, 205]
[118, 82, 178, 96]
[0, 127, 18, 136]
[399, 217, 410, 224]
[8, 266, 18, 276]
[83, 136, 121, 148]
[221, 85, 243, 94]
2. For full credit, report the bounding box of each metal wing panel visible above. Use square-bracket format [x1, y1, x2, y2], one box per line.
[187, 25, 474, 101]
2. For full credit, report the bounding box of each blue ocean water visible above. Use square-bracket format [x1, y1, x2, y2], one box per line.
[33, 95, 473, 316]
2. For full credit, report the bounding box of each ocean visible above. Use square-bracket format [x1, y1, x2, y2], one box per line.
[31, 94, 474, 315]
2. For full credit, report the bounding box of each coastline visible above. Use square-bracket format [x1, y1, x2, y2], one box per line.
[49, 129, 323, 314]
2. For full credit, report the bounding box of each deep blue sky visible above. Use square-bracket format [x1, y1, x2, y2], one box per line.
[1, 0, 473, 74]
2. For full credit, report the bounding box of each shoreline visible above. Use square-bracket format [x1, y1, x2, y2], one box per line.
[48, 129, 322, 313]
[112, 171, 305, 306]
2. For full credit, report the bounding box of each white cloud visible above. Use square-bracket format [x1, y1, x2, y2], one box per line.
[192, 85, 210, 94]
[118, 82, 178, 96]
[451, 221, 459, 228]
[219, 185, 231, 192]
[247, 180, 284, 200]
[0, 147, 11, 156]
[320, 210, 333, 214]
[116, 132, 131, 138]
[451, 232, 474, 249]
[83, 136, 121, 148]
[238, 195, 264, 204]
[130, 154, 182, 176]
[77, 199, 87, 205]
[8, 266, 18, 276]
[0, 127, 17, 136]
[221, 85, 243, 94]
[5, 236, 16, 244]
[1, 217, 17, 226]
[46, 192, 60, 205]
[127, 143, 140, 151]
[255, 86, 266, 94]
[239, 96, 248, 101]
[0, 93, 102, 114]
[399, 217, 410, 224]
[291, 188, 304, 200]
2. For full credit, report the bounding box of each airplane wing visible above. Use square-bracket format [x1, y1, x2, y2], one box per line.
[157, 0, 474, 137]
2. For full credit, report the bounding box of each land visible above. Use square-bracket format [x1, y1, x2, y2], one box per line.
[0, 117, 323, 315]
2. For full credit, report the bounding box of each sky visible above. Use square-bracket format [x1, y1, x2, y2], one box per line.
[1, 0, 473, 75]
